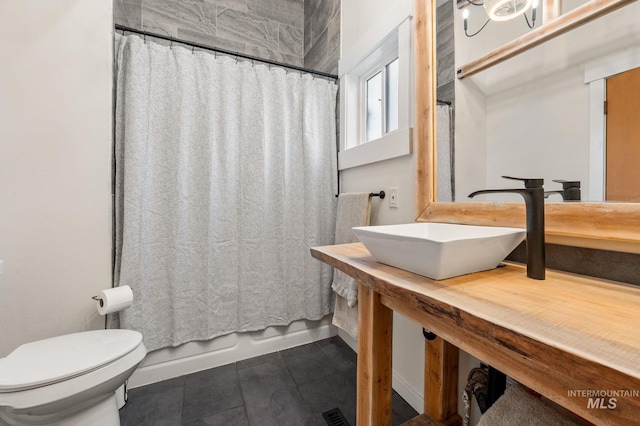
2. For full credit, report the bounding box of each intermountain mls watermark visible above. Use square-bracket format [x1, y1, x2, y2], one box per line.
[568, 389, 640, 410]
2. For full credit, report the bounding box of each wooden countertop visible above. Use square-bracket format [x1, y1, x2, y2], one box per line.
[311, 242, 640, 424]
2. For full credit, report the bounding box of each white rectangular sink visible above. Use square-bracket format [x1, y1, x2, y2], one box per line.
[352, 223, 526, 280]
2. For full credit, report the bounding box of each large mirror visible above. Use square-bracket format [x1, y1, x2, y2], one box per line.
[415, 0, 640, 253]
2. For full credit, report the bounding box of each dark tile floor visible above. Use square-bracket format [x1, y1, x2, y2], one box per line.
[120, 336, 418, 426]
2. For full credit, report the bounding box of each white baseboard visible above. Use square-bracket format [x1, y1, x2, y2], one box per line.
[132, 317, 427, 414]
[336, 328, 357, 352]
[127, 316, 336, 389]
[336, 327, 424, 413]
[392, 371, 424, 414]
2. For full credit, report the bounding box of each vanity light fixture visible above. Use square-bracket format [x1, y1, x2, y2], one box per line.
[485, 0, 533, 21]
[463, 0, 538, 37]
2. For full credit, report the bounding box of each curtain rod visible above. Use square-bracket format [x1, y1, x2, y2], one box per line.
[115, 24, 338, 80]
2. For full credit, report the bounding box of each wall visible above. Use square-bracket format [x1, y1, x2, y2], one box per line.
[114, 0, 341, 72]
[339, 0, 428, 413]
[304, 0, 341, 74]
[0, 0, 113, 356]
[114, 0, 304, 67]
[436, 0, 454, 103]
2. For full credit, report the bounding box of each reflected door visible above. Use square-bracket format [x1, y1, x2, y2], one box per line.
[606, 66, 640, 201]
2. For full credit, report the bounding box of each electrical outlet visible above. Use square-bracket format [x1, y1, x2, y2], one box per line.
[389, 187, 398, 208]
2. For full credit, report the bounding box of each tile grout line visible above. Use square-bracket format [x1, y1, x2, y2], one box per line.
[233, 361, 253, 426]
[277, 345, 320, 422]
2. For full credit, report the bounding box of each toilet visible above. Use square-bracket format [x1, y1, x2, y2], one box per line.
[0, 329, 146, 426]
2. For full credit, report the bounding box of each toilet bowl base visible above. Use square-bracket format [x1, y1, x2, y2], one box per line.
[58, 393, 120, 426]
[0, 393, 120, 426]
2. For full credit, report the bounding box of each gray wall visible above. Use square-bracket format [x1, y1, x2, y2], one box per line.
[114, 0, 305, 67]
[436, 0, 454, 103]
[114, 0, 340, 73]
[304, 0, 340, 74]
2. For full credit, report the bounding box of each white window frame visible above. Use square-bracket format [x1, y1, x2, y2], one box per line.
[360, 53, 399, 144]
[338, 16, 413, 170]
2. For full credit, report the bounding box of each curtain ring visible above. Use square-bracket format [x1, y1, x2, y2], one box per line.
[169, 37, 173, 49]
[143, 33, 146, 43]
[192, 45, 195, 53]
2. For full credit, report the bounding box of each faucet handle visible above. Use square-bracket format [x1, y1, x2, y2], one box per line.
[501, 175, 544, 189]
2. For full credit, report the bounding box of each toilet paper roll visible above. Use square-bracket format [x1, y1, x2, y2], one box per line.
[96, 285, 133, 315]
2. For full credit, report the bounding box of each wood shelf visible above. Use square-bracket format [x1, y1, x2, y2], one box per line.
[311, 242, 640, 425]
[400, 413, 460, 425]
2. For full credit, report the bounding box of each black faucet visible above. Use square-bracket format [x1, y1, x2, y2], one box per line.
[468, 176, 545, 280]
[544, 180, 581, 201]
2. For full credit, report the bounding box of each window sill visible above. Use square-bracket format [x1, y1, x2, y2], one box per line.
[338, 127, 413, 170]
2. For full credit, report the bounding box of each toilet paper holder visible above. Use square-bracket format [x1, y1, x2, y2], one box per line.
[92, 286, 134, 315]
[92, 287, 133, 299]
[91, 287, 133, 305]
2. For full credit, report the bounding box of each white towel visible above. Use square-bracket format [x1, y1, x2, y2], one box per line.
[332, 294, 359, 340]
[331, 193, 371, 339]
[478, 383, 582, 426]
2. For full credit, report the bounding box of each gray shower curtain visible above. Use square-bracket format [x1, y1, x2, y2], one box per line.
[114, 35, 337, 352]
[437, 104, 454, 202]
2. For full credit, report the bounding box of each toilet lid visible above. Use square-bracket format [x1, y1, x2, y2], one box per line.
[0, 329, 142, 392]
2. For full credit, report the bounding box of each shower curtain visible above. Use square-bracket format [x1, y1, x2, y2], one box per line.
[437, 104, 454, 202]
[114, 35, 338, 352]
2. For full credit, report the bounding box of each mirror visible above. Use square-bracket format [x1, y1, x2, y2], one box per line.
[435, 0, 640, 203]
[414, 0, 640, 253]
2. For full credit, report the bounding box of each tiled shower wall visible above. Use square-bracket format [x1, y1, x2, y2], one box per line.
[303, 0, 340, 74]
[436, 0, 454, 104]
[114, 0, 340, 74]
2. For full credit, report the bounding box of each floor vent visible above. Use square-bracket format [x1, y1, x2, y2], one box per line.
[322, 407, 350, 426]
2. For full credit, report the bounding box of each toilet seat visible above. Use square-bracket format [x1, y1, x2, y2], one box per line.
[0, 329, 142, 392]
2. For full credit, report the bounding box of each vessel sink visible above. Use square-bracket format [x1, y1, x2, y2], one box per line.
[352, 223, 526, 280]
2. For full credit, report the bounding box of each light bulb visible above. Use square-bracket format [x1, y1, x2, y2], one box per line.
[484, 0, 533, 21]
[463, 8, 469, 31]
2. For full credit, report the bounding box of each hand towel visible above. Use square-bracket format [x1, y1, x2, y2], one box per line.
[331, 192, 371, 339]
[477, 383, 582, 426]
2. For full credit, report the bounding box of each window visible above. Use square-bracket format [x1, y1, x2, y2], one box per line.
[366, 71, 383, 142]
[338, 18, 412, 170]
[385, 58, 399, 133]
[364, 58, 399, 143]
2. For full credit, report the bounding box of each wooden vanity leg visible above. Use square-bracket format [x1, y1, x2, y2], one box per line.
[357, 282, 393, 426]
[424, 337, 462, 425]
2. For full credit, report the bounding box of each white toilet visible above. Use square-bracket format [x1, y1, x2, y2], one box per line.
[0, 329, 146, 426]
